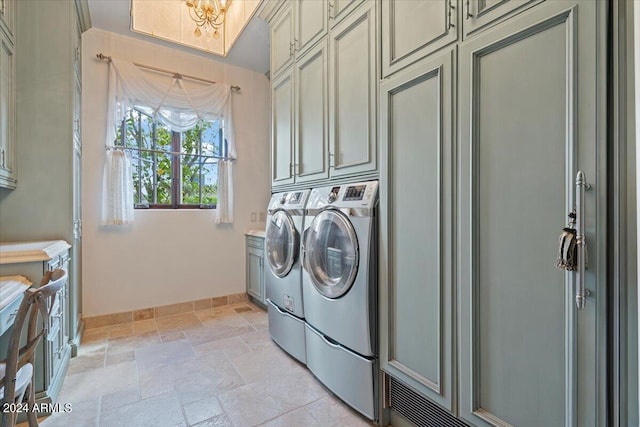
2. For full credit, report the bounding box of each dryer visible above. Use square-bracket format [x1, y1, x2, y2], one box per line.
[301, 181, 378, 421]
[265, 190, 310, 364]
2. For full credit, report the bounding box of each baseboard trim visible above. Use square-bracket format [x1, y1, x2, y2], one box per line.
[83, 292, 250, 329]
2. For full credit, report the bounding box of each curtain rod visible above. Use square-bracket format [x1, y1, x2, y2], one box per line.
[106, 145, 236, 162]
[96, 53, 241, 92]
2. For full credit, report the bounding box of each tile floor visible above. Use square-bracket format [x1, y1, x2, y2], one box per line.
[23, 302, 373, 427]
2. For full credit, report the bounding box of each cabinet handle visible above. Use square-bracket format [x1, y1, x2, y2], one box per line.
[329, 152, 335, 169]
[289, 162, 294, 176]
[448, 0, 455, 28]
[575, 171, 591, 309]
[466, 0, 473, 19]
[328, 1, 334, 19]
[1, 148, 5, 168]
[289, 42, 295, 57]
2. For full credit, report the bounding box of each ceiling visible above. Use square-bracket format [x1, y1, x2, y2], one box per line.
[87, 0, 271, 75]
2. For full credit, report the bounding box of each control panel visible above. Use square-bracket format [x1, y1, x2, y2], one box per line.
[268, 190, 311, 212]
[307, 181, 378, 209]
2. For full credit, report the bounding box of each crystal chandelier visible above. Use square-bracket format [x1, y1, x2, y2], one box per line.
[183, 0, 232, 39]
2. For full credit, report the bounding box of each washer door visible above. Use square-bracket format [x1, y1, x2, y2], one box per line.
[303, 209, 359, 299]
[266, 210, 299, 278]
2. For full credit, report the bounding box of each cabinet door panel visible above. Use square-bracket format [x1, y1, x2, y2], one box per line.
[247, 249, 263, 301]
[271, 72, 295, 186]
[0, 33, 15, 189]
[464, 0, 542, 38]
[271, 3, 294, 78]
[379, 50, 454, 410]
[329, 1, 376, 178]
[382, 0, 457, 77]
[458, 1, 605, 426]
[329, 0, 363, 27]
[295, 41, 329, 183]
[296, 0, 328, 58]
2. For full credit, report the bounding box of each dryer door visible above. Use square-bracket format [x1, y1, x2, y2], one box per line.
[303, 209, 359, 299]
[266, 210, 299, 278]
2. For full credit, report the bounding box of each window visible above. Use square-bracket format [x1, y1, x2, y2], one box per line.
[116, 107, 226, 209]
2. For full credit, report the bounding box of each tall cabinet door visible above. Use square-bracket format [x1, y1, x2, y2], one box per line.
[328, 0, 377, 179]
[294, 41, 329, 183]
[271, 71, 295, 186]
[458, 1, 606, 426]
[295, 0, 327, 57]
[379, 49, 455, 411]
[270, 2, 294, 78]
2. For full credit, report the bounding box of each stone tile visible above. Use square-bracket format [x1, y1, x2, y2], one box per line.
[106, 350, 135, 366]
[172, 351, 245, 398]
[160, 331, 186, 343]
[66, 348, 106, 375]
[182, 396, 224, 426]
[233, 306, 252, 313]
[211, 296, 228, 307]
[261, 395, 373, 427]
[192, 414, 234, 427]
[239, 329, 278, 353]
[138, 362, 177, 399]
[194, 298, 212, 311]
[107, 331, 161, 355]
[108, 323, 133, 338]
[84, 312, 132, 329]
[227, 293, 248, 304]
[132, 319, 157, 334]
[100, 386, 142, 413]
[100, 391, 187, 427]
[136, 339, 196, 368]
[191, 336, 251, 358]
[229, 346, 306, 385]
[156, 312, 203, 333]
[82, 326, 109, 342]
[184, 320, 255, 347]
[155, 301, 194, 318]
[218, 370, 328, 426]
[34, 396, 100, 427]
[133, 308, 155, 321]
[58, 361, 138, 403]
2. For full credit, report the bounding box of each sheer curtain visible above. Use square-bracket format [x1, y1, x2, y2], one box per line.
[101, 149, 134, 225]
[102, 57, 237, 225]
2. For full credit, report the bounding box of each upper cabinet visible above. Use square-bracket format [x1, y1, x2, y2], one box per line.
[268, 0, 377, 190]
[328, 1, 376, 178]
[0, 0, 15, 189]
[463, 0, 543, 38]
[381, 0, 458, 78]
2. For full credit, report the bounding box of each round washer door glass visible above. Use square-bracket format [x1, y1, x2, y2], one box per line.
[303, 209, 359, 299]
[266, 210, 299, 278]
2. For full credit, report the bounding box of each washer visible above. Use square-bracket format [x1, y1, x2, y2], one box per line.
[301, 180, 378, 421]
[265, 190, 310, 364]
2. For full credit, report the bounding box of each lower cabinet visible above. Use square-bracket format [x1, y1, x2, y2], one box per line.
[245, 233, 266, 307]
[0, 240, 72, 411]
[379, 48, 455, 413]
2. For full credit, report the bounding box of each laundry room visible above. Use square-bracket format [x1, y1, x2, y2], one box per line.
[0, 1, 638, 427]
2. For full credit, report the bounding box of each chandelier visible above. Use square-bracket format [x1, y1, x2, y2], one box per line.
[183, 0, 232, 39]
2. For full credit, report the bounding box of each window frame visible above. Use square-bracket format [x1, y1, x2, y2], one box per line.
[117, 108, 227, 210]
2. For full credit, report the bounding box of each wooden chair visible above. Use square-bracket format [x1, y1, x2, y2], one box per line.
[0, 269, 67, 427]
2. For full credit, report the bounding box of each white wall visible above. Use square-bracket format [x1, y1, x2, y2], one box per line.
[82, 28, 270, 317]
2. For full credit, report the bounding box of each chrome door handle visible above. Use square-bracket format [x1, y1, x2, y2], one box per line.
[575, 170, 590, 309]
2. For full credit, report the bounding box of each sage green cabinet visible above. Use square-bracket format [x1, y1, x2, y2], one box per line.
[294, 40, 329, 183]
[463, 0, 542, 38]
[379, 49, 455, 412]
[381, 0, 458, 78]
[296, 0, 328, 59]
[0, 241, 72, 410]
[270, 2, 295, 79]
[328, 0, 377, 179]
[457, 1, 605, 426]
[329, 0, 363, 27]
[246, 234, 266, 306]
[269, 0, 378, 190]
[0, 0, 15, 189]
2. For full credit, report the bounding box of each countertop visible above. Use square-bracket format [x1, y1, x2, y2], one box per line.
[245, 230, 266, 238]
[0, 240, 71, 264]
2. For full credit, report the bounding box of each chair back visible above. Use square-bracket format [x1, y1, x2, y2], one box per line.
[0, 269, 67, 427]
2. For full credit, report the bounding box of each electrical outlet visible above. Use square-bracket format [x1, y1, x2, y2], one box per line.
[250, 212, 257, 222]
[259, 212, 266, 222]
